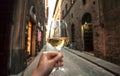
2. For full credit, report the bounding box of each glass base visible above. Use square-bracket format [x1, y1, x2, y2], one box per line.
[49, 67, 68, 76]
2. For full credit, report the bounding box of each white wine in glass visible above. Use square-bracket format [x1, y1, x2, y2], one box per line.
[48, 20, 69, 76]
[48, 37, 69, 51]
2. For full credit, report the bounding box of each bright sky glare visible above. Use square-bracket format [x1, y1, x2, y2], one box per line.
[46, 0, 56, 39]
[48, 0, 56, 26]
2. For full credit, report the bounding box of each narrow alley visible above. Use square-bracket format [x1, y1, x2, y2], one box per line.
[0, 0, 120, 76]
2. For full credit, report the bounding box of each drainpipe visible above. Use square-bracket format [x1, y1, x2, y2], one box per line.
[98, 0, 104, 28]
[98, 0, 101, 26]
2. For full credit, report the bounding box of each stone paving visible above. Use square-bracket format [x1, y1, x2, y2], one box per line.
[21, 44, 117, 76]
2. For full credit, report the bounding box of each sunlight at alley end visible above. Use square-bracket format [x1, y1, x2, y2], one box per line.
[0, 0, 120, 76]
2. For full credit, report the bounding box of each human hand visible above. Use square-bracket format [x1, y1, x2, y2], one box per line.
[32, 52, 63, 76]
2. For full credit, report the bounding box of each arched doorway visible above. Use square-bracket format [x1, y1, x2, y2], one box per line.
[70, 24, 75, 49]
[81, 13, 94, 52]
[71, 24, 75, 42]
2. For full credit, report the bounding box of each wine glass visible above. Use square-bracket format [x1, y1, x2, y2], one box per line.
[47, 20, 69, 76]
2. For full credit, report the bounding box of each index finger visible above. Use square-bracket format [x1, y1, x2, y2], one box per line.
[43, 52, 59, 59]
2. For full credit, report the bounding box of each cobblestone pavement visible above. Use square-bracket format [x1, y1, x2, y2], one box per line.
[61, 49, 114, 76]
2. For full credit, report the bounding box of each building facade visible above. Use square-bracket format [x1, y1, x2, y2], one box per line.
[53, 0, 120, 65]
[53, 0, 62, 22]
[7, 0, 46, 74]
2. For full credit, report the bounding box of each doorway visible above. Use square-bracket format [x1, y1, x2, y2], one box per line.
[81, 13, 94, 53]
[70, 24, 75, 49]
[83, 23, 93, 51]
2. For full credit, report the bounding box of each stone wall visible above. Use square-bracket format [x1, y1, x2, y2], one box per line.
[56, 0, 120, 65]
[10, 0, 45, 74]
[102, 0, 120, 65]
[61, 0, 99, 51]
[28, 0, 45, 49]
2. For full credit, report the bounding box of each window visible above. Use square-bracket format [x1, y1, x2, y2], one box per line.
[62, 10, 64, 17]
[65, 4, 68, 13]
[70, 0, 74, 4]
[93, 1, 95, 5]
[83, 0, 86, 5]
[71, 13, 73, 18]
